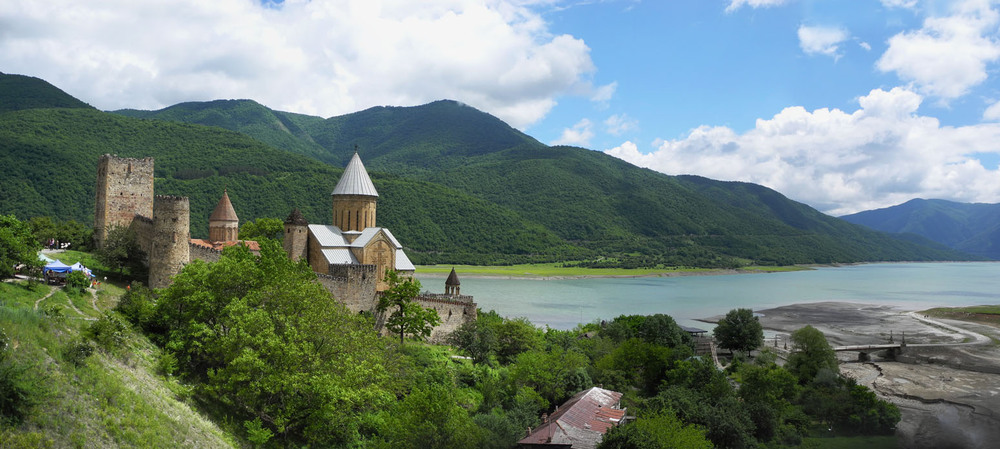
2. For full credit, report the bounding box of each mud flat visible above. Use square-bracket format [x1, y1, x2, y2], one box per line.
[754, 302, 1000, 449]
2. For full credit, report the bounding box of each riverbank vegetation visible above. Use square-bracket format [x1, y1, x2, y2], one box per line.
[922, 305, 1000, 326]
[416, 262, 811, 278]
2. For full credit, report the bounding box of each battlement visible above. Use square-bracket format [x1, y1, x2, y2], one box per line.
[417, 293, 476, 305]
[154, 195, 189, 205]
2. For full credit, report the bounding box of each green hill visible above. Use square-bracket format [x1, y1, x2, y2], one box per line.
[0, 107, 576, 264]
[0, 72, 94, 113]
[1, 73, 974, 265]
[841, 198, 1000, 260]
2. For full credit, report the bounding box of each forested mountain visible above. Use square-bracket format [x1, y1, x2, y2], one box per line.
[0, 72, 94, 113]
[841, 199, 1000, 260]
[0, 72, 973, 265]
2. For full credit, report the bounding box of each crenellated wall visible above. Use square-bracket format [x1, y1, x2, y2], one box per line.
[416, 294, 478, 342]
[189, 242, 223, 263]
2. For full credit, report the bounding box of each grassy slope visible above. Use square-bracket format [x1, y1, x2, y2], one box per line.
[0, 281, 236, 448]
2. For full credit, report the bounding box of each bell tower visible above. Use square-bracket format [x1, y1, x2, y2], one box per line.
[332, 151, 378, 232]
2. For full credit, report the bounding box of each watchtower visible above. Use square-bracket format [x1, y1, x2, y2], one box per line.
[93, 154, 154, 248]
[283, 208, 309, 261]
[148, 195, 190, 289]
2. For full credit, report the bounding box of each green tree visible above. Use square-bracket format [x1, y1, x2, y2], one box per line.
[378, 270, 441, 344]
[95, 225, 145, 276]
[155, 240, 398, 446]
[0, 214, 41, 280]
[238, 217, 284, 240]
[786, 325, 838, 383]
[713, 308, 764, 357]
[598, 410, 713, 449]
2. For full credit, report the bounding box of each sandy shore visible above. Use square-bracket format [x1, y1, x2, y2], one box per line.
[734, 302, 1000, 449]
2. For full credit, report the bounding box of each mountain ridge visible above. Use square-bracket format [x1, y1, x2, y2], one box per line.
[0, 72, 974, 266]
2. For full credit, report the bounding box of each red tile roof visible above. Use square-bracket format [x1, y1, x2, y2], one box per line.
[518, 387, 625, 449]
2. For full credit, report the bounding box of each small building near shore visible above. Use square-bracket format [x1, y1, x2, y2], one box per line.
[518, 387, 626, 449]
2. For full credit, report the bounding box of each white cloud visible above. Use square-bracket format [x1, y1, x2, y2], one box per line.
[605, 87, 1000, 215]
[858, 41, 872, 51]
[604, 113, 637, 135]
[0, 0, 601, 129]
[877, 0, 1000, 100]
[984, 100, 1000, 121]
[798, 25, 849, 58]
[726, 0, 792, 13]
[551, 118, 594, 146]
[881, 0, 918, 9]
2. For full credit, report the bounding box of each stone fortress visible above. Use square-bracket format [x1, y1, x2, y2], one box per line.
[94, 153, 476, 340]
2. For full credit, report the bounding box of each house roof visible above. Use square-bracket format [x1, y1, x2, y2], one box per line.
[209, 189, 239, 222]
[331, 152, 379, 197]
[518, 387, 625, 449]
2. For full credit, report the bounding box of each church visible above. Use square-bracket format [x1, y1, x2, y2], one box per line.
[282, 152, 415, 292]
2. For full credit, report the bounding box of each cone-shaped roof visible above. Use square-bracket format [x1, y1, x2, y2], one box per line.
[209, 189, 239, 222]
[446, 267, 461, 286]
[284, 208, 308, 226]
[332, 152, 379, 197]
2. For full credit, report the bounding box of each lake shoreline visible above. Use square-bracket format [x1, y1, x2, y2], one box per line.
[416, 266, 809, 281]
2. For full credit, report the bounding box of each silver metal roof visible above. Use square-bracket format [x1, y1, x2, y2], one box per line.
[331, 152, 379, 197]
[308, 224, 348, 247]
[395, 249, 415, 271]
[321, 248, 359, 265]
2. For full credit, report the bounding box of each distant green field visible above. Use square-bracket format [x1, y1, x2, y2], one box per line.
[415, 263, 809, 278]
[922, 304, 1000, 325]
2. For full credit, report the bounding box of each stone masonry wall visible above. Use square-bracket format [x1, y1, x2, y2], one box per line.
[189, 243, 223, 264]
[94, 154, 154, 248]
[416, 294, 477, 343]
[317, 264, 378, 313]
[148, 195, 190, 289]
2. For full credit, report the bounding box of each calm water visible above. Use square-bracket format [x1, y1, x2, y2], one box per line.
[416, 262, 1000, 330]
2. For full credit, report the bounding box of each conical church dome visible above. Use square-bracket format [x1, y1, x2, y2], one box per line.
[210, 189, 239, 222]
[332, 152, 379, 197]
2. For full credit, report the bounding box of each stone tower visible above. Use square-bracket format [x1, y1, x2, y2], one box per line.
[93, 154, 154, 248]
[148, 195, 190, 289]
[446, 268, 461, 296]
[283, 208, 309, 261]
[332, 152, 378, 233]
[208, 189, 239, 242]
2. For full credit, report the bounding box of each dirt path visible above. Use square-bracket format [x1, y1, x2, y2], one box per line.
[33, 285, 58, 310]
[906, 311, 992, 347]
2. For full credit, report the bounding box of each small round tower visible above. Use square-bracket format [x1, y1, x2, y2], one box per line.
[445, 268, 461, 296]
[209, 189, 239, 242]
[149, 195, 190, 289]
[332, 151, 378, 232]
[283, 208, 309, 262]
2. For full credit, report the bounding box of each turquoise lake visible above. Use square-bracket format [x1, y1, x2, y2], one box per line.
[416, 262, 1000, 330]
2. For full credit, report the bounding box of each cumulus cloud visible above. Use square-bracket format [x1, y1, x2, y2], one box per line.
[605, 87, 1000, 215]
[984, 100, 1000, 121]
[604, 113, 637, 135]
[551, 118, 594, 146]
[798, 25, 849, 58]
[726, 0, 792, 13]
[877, 1, 1000, 100]
[0, 0, 602, 128]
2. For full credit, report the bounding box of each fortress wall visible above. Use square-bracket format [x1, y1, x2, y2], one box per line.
[189, 243, 223, 263]
[94, 155, 154, 247]
[129, 215, 154, 263]
[283, 224, 308, 261]
[149, 195, 190, 289]
[416, 294, 478, 343]
[318, 264, 377, 313]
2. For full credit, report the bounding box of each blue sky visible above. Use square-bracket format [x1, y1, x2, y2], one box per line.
[3, 0, 1000, 214]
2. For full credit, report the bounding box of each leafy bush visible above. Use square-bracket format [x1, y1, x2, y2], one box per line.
[85, 312, 131, 354]
[64, 270, 89, 294]
[0, 328, 45, 426]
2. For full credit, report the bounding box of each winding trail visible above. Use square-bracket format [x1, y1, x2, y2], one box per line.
[33, 285, 58, 310]
[905, 312, 992, 347]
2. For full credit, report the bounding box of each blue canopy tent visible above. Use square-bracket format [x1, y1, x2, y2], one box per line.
[43, 260, 72, 283]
